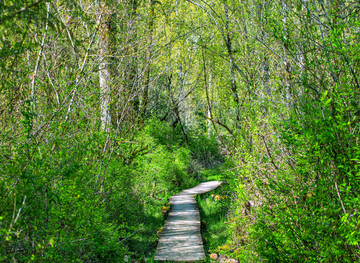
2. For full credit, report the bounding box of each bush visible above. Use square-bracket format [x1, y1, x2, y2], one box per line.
[188, 133, 223, 168]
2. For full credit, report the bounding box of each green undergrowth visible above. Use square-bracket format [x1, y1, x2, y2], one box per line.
[199, 159, 234, 182]
[1, 109, 228, 262]
[1, 118, 204, 262]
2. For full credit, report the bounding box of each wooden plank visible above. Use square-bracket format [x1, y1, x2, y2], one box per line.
[154, 181, 222, 262]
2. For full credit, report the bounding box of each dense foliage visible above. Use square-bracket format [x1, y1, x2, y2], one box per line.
[1, 0, 359, 262]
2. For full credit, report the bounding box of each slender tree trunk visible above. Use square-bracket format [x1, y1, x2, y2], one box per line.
[127, 0, 140, 116]
[31, 2, 50, 107]
[99, 4, 112, 130]
[141, 0, 155, 118]
[200, 36, 216, 136]
[224, 2, 241, 133]
[257, 3, 271, 97]
[282, 0, 291, 109]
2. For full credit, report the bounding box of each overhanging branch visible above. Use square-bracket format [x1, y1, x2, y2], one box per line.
[204, 116, 235, 138]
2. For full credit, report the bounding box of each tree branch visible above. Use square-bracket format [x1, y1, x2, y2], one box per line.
[204, 116, 235, 137]
[0, 0, 46, 25]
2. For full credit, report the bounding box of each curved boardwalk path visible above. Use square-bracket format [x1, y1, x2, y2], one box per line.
[154, 181, 222, 262]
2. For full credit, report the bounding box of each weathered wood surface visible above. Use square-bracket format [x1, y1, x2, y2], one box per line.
[154, 181, 222, 262]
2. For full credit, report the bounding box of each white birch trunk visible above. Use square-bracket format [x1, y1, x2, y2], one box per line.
[99, 8, 111, 130]
[99, 54, 110, 130]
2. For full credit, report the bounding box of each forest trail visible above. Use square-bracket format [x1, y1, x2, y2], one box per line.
[154, 181, 222, 262]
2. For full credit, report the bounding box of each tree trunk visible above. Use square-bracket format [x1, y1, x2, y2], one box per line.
[99, 4, 112, 130]
[282, 0, 291, 109]
[224, 2, 241, 133]
[141, 0, 155, 118]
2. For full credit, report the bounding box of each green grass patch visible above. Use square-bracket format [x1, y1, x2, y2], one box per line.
[196, 185, 231, 261]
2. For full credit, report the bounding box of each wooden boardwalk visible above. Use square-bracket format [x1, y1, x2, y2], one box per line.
[154, 181, 222, 262]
